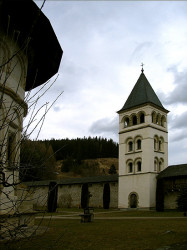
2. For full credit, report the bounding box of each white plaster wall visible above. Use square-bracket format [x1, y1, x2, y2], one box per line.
[0, 34, 27, 99]
[0, 33, 27, 215]
[118, 173, 157, 208]
[118, 104, 168, 209]
[119, 127, 167, 176]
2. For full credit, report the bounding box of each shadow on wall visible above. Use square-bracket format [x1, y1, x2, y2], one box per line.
[103, 183, 110, 209]
[48, 182, 58, 212]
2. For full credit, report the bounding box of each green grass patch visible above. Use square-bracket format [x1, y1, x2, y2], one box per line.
[93, 209, 184, 217]
[2, 211, 187, 250]
[39, 208, 184, 218]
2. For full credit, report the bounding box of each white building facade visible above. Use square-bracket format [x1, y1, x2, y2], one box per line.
[0, 0, 62, 216]
[0, 29, 28, 213]
[118, 69, 169, 209]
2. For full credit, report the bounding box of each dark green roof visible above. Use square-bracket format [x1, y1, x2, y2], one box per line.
[118, 72, 167, 112]
[0, 0, 62, 91]
[157, 164, 187, 179]
[24, 174, 118, 186]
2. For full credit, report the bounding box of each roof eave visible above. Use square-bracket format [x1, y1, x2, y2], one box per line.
[0, 0, 63, 91]
[117, 102, 169, 114]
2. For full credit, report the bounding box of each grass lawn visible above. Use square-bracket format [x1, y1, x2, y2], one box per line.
[2, 210, 187, 250]
[42, 208, 185, 217]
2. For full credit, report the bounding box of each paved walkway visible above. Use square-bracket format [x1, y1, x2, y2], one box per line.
[35, 209, 187, 220]
[36, 214, 187, 220]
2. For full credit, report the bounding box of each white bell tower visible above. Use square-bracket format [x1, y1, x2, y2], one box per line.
[118, 68, 169, 209]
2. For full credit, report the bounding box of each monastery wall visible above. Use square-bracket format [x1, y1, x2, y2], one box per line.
[24, 180, 118, 210]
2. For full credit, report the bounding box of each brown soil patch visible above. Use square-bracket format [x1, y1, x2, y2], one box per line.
[55, 158, 118, 179]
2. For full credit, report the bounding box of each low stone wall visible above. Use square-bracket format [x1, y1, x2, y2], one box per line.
[164, 192, 178, 209]
[32, 186, 49, 210]
[57, 182, 118, 209]
[24, 175, 118, 210]
[58, 184, 82, 208]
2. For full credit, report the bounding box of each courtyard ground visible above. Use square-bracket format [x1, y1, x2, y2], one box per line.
[1, 209, 187, 250]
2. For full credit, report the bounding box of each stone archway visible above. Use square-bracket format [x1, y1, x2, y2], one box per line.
[103, 183, 110, 209]
[129, 192, 138, 208]
[81, 183, 89, 208]
[48, 182, 58, 212]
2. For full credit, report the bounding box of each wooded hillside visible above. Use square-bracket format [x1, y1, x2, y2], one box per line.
[20, 137, 118, 181]
[47, 137, 118, 160]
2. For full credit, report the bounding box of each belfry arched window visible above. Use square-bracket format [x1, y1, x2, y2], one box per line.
[156, 114, 159, 124]
[155, 113, 161, 125]
[152, 111, 166, 127]
[124, 117, 130, 128]
[140, 113, 145, 123]
[152, 112, 156, 123]
[161, 115, 166, 127]
[132, 115, 137, 125]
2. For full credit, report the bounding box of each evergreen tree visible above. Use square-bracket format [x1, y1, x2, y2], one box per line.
[61, 156, 74, 173]
[38, 136, 118, 160]
[20, 140, 56, 181]
[108, 164, 117, 174]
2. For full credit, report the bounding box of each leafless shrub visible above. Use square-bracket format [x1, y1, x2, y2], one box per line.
[0, 0, 63, 245]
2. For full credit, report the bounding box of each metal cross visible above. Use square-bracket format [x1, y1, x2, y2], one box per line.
[141, 63, 144, 73]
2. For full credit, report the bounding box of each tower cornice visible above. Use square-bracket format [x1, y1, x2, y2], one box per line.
[119, 123, 168, 135]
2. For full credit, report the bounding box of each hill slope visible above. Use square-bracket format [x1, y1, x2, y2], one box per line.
[55, 158, 118, 179]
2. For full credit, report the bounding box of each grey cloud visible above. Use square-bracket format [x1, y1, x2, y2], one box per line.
[166, 111, 187, 144]
[167, 113, 174, 129]
[169, 129, 187, 143]
[53, 106, 61, 112]
[169, 111, 187, 130]
[159, 66, 187, 105]
[131, 42, 153, 61]
[89, 116, 118, 137]
[168, 139, 187, 165]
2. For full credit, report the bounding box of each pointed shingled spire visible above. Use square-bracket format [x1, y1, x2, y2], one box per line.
[118, 72, 168, 113]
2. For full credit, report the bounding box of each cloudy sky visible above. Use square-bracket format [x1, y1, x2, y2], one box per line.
[28, 0, 187, 165]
